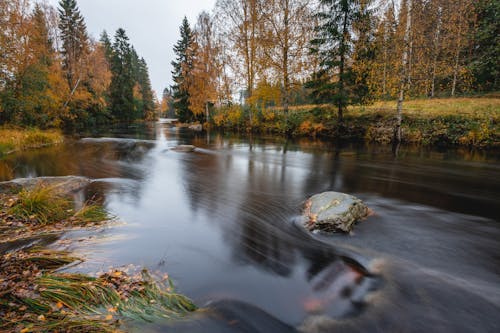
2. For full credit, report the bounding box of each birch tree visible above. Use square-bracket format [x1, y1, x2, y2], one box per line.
[395, 0, 412, 142]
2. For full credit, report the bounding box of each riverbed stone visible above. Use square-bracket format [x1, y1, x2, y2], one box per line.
[301, 192, 369, 233]
[0, 176, 91, 195]
[171, 145, 196, 152]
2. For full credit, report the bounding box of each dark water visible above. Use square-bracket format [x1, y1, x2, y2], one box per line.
[1, 122, 499, 332]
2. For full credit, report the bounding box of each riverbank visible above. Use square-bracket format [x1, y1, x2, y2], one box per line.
[0, 179, 196, 332]
[210, 97, 500, 148]
[0, 128, 64, 156]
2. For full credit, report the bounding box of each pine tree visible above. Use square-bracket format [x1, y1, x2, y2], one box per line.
[171, 17, 195, 122]
[99, 30, 113, 62]
[109, 28, 135, 122]
[58, 0, 89, 91]
[470, 0, 499, 92]
[136, 57, 155, 120]
[308, 0, 374, 127]
[351, 0, 377, 104]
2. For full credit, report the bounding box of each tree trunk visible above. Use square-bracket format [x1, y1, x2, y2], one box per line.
[451, 26, 462, 97]
[395, 0, 412, 143]
[430, 7, 442, 98]
[338, 9, 349, 128]
[283, 0, 290, 130]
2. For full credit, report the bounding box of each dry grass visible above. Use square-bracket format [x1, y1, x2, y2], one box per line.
[348, 97, 500, 119]
[216, 97, 499, 146]
[0, 127, 63, 155]
[266, 97, 500, 119]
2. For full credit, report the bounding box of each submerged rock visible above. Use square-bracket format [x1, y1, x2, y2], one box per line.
[301, 192, 369, 233]
[172, 145, 196, 152]
[0, 176, 91, 195]
[155, 300, 297, 333]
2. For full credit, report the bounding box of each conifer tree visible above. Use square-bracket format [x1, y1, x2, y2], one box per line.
[134, 57, 155, 120]
[470, 0, 499, 92]
[109, 28, 135, 122]
[308, 0, 374, 127]
[99, 30, 113, 62]
[58, 0, 89, 90]
[171, 17, 195, 122]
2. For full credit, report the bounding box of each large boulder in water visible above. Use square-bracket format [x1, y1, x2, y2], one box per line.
[0, 176, 91, 195]
[301, 192, 369, 233]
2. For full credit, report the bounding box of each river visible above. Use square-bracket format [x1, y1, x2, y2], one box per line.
[1, 121, 499, 332]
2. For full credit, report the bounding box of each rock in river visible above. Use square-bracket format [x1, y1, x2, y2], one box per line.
[171, 145, 196, 152]
[301, 192, 369, 233]
[0, 176, 91, 195]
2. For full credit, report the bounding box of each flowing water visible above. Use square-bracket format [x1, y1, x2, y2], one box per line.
[1, 121, 499, 332]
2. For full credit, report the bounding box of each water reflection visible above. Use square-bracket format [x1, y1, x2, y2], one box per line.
[0, 123, 499, 330]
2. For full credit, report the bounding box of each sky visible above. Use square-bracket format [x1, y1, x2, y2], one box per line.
[47, 0, 217, 97]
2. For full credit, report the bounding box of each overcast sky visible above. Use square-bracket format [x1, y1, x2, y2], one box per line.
[47, 0, 216, 97]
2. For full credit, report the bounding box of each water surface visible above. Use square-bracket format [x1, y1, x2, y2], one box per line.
[1, 122, 499, 332]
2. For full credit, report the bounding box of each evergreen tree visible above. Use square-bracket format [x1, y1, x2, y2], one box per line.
[58, 0, 89, 90]
[137, 58, 155, 120]
[307, 0, 374, 126]
[99, 30, 113, 62]
[109, 28, 135, 122]
[470, 0, 499, 92]
[351, 1, 377, 104]
[171, 17, 195, 122]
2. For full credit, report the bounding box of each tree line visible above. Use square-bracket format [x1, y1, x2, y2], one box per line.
[0, 0, 156, 129]
[169, 0, 498, 127]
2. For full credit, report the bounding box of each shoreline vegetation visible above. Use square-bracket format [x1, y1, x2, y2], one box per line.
[0, 128, 64, 156]
[0, 183, 196, 332]
[208, 97, 499, 148]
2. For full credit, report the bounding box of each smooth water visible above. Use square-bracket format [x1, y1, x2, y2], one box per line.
[1, 122, 499, 332]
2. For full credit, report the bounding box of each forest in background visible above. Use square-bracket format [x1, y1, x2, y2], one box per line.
[167, 0, 498, 139]
[0, 0, 498, 145]
[0, 0, 156, 130]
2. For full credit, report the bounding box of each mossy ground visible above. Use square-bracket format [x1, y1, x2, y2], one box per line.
[0, 186, 197, 332]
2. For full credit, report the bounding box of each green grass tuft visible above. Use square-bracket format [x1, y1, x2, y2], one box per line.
[8, 185, 73, 225]
[1, 248, 197, 332]
[74, 203, 110, 224]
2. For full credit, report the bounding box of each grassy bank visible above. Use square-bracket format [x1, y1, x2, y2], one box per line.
[0, 184, 197, 332]
[0, 128, 64, 156]
[210, 97, 500, 148]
